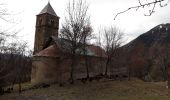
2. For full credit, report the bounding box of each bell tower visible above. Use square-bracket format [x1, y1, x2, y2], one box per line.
[34, 2, 59, 54]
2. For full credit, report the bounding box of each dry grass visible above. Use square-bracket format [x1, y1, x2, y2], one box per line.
[1, 79, 170, 100]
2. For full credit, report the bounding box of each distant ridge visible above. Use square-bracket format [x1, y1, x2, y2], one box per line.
[130, 23, 170, 47]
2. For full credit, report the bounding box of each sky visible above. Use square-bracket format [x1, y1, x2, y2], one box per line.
[1, 0, 170, 49]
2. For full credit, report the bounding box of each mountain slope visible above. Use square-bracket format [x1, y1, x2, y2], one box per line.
[124, 23, 170, 81]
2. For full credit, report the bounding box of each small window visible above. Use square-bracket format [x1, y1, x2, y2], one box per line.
[51, 20, 54, 26]
[39, 18, 42, 26]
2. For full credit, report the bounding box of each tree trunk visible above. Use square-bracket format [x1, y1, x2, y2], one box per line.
[58, 58, 63, 86]
[18, 83, 21, 93]
[70, 55, 75, 84]
[85, 56, 89, 79]
[128, 66, 131, 81]
[105, 58, 110, 76]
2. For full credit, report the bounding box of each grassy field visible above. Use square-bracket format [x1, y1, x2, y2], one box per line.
[1, 79, 170, 100]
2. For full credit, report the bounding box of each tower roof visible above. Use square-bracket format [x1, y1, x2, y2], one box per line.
[39, 2, 58, 16]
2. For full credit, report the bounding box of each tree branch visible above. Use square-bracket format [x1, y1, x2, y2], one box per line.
[114, 0, 169, 20]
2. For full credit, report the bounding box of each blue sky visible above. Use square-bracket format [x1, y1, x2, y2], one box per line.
[1, 0, 170, 49]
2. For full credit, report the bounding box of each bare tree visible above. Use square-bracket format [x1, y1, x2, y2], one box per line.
[0, 2, 29, 94]
[103, 26, 124, 76]
[0, 3, 10, 21]
[114, 0, 170, 20]
[60, 0, 92, 84]
[82, 26, 93, 79]
[96, 30, 104, 75]
[14, 42, 29, 93]
[149, 43, 170, 81]
[0, 39, 31, 94]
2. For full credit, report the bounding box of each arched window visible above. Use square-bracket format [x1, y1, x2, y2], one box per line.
[51, 20, 54, 26]
[39, 18, 42, 26]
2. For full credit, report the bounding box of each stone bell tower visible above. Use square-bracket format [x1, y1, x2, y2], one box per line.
[33, 2, 59, 54]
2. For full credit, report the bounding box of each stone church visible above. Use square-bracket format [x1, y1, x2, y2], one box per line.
[31, 3, 107, 86]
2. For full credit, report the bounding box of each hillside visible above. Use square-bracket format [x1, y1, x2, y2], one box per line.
[127, 23, 170, 47]
[123, 23, 170, 81]
[1, 79, 170, 100]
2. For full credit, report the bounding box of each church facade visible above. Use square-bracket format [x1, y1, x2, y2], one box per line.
[31, 3, 107, 86]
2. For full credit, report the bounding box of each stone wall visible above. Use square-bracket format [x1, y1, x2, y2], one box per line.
[31, 55, 106, 86]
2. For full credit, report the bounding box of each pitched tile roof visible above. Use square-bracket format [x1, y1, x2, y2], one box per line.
[39, 2, 58, 17]
[35, 36, 107, 58]
[35, 45, 61, 57]
[87, 45, 107, 58]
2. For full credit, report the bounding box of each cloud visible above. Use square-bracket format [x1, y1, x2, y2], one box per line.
[1, 0, 170, 48]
